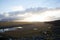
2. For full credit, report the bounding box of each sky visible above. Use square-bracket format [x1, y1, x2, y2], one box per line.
[0, 0, 60, 22]
[0, 0, 60, 12]
[13, 9, 60, 22]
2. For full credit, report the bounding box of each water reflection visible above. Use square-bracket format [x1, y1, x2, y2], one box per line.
[0, 26, 23, 32]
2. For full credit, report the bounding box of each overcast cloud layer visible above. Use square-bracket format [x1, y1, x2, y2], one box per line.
[0, 8, 60, 22]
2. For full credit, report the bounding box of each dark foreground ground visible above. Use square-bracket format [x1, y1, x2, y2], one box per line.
[0, 20, 60, 40]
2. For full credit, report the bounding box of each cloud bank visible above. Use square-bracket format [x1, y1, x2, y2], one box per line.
[14, 9, 60, 22]
[0, 8, 60, 22]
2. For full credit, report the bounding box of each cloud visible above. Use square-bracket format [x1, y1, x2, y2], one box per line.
[17, 9, 60, 22]
[10, 6, 25, 11]
[0, 7, 60, 22]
